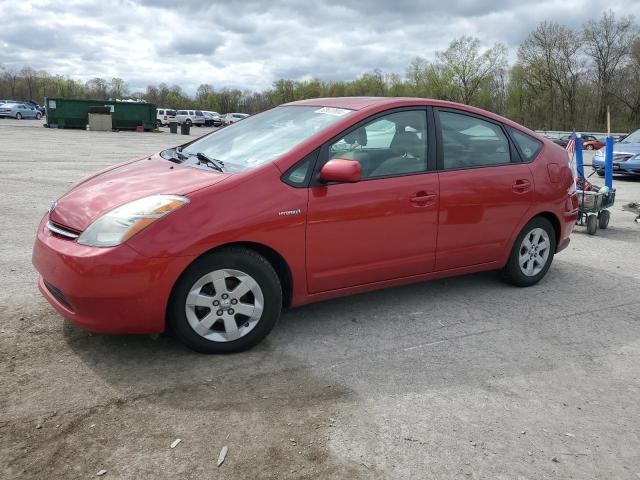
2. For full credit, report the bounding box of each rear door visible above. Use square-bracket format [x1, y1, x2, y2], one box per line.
[434, 109, 533, 271]
[305, 108, 439, 293]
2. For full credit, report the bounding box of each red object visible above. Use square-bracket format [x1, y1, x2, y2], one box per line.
[33, 97, 578, 334]
[582, 140, 605, 150]
[136, 125, 144, 132]
[319, 158, 362, 183]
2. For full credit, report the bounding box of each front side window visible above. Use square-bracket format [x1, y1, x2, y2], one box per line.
[181, 106, 353, 173]
[328, 110, 427, 179]
[438, 111, 511, 169]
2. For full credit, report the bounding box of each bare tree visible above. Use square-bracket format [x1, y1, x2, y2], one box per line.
[436, 36, 507, 105]
[517, 22, 583, 129]
[583, 11, 637, 127]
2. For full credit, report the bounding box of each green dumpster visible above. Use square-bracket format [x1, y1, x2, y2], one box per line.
[44, 98, 156, 131]
[169, 121, 178, 134]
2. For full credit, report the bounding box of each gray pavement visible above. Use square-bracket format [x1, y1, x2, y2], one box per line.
[1, 118, 639, 479]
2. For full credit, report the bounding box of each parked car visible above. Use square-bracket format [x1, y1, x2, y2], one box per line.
[581, 134, 605, 150]
[175, 109, 205, 126]
[592, 128, 640, 177]
[224, 112, 249, 125]
[22, 100, 45, 115]
[552, 134, 571, 147]
[0, 102, 42, 119]
[202, 111, 223, 127]
[33, 97, 577, 353]
[156, 108, 177, 127]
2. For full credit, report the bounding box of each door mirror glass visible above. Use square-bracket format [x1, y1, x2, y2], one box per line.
[319, 158, 361, 183]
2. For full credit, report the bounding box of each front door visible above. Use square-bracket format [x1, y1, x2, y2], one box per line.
[305, 109, 439, 293]
[434, 109, 534, 270]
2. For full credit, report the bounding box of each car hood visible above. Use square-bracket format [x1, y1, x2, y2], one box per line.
[49, 155, 230, 232]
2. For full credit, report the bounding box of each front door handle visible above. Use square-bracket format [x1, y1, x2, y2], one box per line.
[512, 179, 532, 193]
[410, 191, 437, 206]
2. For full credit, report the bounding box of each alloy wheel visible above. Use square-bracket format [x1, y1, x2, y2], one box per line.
[185, 268, 264, 342]
[518, 227, 551, 277]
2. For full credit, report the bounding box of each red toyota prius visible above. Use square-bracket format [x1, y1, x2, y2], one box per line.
[33, 97, 578, 353]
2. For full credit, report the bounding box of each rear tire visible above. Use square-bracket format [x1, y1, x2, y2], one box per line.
[501, 217, 556, 287]
[186, 119, 192, 127]
[586, 144, 594, 150]
[168, 247, 282, 353]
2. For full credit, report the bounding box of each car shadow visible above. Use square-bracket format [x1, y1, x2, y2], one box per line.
[63, 257, 640, 399]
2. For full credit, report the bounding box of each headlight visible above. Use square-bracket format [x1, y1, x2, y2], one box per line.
[77, 195, 189, 247]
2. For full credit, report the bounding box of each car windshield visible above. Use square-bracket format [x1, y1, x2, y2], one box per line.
[621, 129, 640, 143]
[181, 105, 353, 172]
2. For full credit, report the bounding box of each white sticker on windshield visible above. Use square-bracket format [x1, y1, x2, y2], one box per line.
[314, 107, 350, 116]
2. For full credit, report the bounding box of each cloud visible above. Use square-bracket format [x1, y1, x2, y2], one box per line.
[1, 0, 638, 94]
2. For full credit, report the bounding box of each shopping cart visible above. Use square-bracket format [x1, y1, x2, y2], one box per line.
[573, 134, 616, 235]
[575, 187, 615, 235]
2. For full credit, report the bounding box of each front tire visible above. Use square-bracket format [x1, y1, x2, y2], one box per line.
[168, 247, 282, 353]
[586, 144, 594, 150]
[501, 217, 556, 287]
[36, 113, 42, 119]
[16, 113, 22, 119]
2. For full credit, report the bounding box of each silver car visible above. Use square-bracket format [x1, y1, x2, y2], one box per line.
[0, 102, 42, 119]
[592, 128, 640, 177]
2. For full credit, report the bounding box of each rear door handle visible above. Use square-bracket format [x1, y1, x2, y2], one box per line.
[410, 191, 437, 206]
[512, 179, 531, 193]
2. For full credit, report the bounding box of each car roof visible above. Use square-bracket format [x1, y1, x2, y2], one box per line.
[283, 96, 542, 139]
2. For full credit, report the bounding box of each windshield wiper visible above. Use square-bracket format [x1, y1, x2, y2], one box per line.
[192, 152, 225, 172]
[161, 148, 188, 163]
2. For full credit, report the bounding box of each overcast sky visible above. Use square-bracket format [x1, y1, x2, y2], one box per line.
[1, 0, 639, 94]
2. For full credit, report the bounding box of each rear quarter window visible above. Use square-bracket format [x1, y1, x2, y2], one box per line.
[509, 128, 543, 161]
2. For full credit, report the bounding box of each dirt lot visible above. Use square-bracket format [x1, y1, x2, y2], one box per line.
[1, 117, 640, 479]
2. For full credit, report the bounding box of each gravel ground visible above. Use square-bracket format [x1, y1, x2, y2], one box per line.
[1, 118, 640, 479]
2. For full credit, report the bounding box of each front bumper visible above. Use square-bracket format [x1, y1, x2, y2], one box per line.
[592, 157, 640, 175]
[32, 215, 192, 334]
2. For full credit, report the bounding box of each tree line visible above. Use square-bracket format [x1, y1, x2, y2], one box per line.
[1, 11, 638, 132]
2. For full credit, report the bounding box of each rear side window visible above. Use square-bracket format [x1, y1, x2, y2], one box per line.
[438, 111, 510, 169]
[158, 109, 164, 115]
[509, 128, 542, 161]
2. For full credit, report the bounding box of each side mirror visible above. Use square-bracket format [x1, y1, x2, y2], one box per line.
[319, 158, 361, 183]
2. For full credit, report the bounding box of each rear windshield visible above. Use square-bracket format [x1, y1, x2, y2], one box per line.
[181, 105, 353, 173]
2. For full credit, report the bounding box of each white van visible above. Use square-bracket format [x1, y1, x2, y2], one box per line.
[156, 108, 177, 127]
[224, 112, 249, 125]
[175, 109, 205, 126]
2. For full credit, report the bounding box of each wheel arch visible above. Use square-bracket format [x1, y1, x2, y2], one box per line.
[533, 211, 561, 247]
[170, 241, 294, 311]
